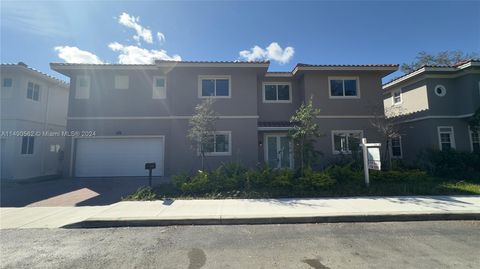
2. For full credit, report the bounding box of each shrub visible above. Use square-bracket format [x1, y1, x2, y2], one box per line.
[178, 170, 211, 194]
[325, 163, 362, 182]
[370, 169, 430, 182]
[122, 186, 157, 201]
[213, 162, 247, 191]
[270, 168, 294, 188]
[417, 149, 480, 179]
[298, 167, 336, 191]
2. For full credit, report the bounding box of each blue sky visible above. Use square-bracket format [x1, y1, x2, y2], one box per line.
[1, 1, 479, 81]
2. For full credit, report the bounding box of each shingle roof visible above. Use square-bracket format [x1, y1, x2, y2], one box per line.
[155, 60, 270, 64]
[50, 63, 155, 67]
[1, 62, 68, 85]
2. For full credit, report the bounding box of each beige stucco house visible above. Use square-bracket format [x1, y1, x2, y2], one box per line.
[382, 59, 480, 162]
[1, 62, 69, 180]
[51, 61, 397, 177]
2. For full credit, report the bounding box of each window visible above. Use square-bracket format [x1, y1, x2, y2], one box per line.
[153, 76, 166, 99]
[390, 136, 402, 158]
[434, 85, 446, 97]
[75, 76, 90, 99]
[27, 82, 40, 101]
[198, 76, 231, 98]
[437, 126, 455, 151]
[263, 83, 292, 103]
[329, 77, 359, 98]
[202, 131, 231, 156]
[332, 130, 363, 154]
[21, 136, 34, 155]
[114, 75, 129, 90]
[470, 129, 479, 153]
[392, 90, 402, 105]
[3, 78, 12, 87]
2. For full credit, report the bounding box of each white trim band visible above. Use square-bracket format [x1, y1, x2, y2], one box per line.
[67, 115, 260, 120]
[399, 113, 474, 123]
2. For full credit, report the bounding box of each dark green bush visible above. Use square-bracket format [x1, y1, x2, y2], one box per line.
[298, 167, 336, 190]
[370, 169, 430, 182]
[176, 170, 211, 194]
[325, 163, 362, 182]
[270, 168, 294, 188]
[417, 149, 480, 179]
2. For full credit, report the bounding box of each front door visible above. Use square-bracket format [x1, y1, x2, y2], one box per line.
[265, 134, 293, 169]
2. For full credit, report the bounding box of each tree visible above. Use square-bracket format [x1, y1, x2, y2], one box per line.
[187, 98, 218, 170]
[289, 98, 322, 175]
[370, 106, 406, 170]
[401, 51, 479, 73]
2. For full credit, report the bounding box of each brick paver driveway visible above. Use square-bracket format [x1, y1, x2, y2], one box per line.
[0, 177, 168, 207]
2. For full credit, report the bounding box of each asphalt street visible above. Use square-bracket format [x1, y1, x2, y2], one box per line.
[1, 221, 479, 269]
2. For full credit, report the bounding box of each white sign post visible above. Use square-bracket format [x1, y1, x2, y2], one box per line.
[359, 138, 381, 187]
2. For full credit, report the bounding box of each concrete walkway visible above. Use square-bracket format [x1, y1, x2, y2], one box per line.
[1, 196, 480, 229]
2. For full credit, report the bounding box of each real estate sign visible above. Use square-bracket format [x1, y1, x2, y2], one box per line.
[367, 147, 381, 171]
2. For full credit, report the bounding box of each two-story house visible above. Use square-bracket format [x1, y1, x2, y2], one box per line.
[51, 61, 397, 178]
[382, 59, 480, 162]
[1, 62, 69, 180]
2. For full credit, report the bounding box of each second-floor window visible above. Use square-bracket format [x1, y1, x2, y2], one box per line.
[27, 82, 40, 101]
[153, 76, 166, 99]
[3, 78, 13, 87]
[263, 83, 291, 103]
[329, 77, 359, 98]
[76, 76, 90, 99]
[392, 90, 402, 105]
[332, 130, 363, 154]
[438, 126, 455, 151]
[114, 75, 129, 90]
[21, 136, 35, 155]
[199, 76, 230, 98]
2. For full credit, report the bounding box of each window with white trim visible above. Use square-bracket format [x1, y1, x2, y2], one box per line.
[202, 131, 231, 155]
[152, 76, 166, 99]
[263, 83, 291, 102]
[392, 90, 402, 105]
[3, 78, 12, 87]
[27, 82, 40, 101]
[199, 76, 230, 98]
[75, 76, 90, 99]
[21, 136, 34, 155]
[114, 75, 129, 90]
[437, 126, 455, 151]
[390, 136, 402, 158]
[471, 129, 479, 153]
[332, 130, 363, 154]
[329, 77, 359, 98]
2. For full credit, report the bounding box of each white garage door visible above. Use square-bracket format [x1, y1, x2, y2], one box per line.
[75, 137, 164, 177]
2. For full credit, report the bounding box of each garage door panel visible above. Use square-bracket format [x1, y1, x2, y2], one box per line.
[75, 137, 164, 177]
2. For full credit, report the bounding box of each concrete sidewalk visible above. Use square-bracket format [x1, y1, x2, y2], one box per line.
[1, 196, 480, 229]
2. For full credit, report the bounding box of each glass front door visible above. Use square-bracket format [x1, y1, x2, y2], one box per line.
[265, 134, 293, 169]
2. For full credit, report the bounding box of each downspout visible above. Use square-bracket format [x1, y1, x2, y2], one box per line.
[41, 84, 51, 175]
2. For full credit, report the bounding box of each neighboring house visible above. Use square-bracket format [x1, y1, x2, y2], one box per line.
[1, 62, 69, 180]
[51, 61, 397, 177]
[382, 59, 480, 162]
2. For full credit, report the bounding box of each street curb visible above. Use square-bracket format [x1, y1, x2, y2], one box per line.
[63, 212, 480, 228]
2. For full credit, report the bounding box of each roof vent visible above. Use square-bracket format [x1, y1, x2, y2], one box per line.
[17, 62, 28, 67]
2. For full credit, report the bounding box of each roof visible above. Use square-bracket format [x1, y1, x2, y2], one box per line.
[383, 59, 480, 89]
[292, 63, 398, 76]
[1, 62, 68, 86]
[155, 60, 270, 64]
[296, 63, 399, 68]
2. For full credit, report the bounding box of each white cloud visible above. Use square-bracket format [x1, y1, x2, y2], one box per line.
[239, 42, 294, 64]
[157, 32, 166, 43]
[54, 46, 103, 64]
[108, 42, 181, 64]
[118, 12, 154, 44]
